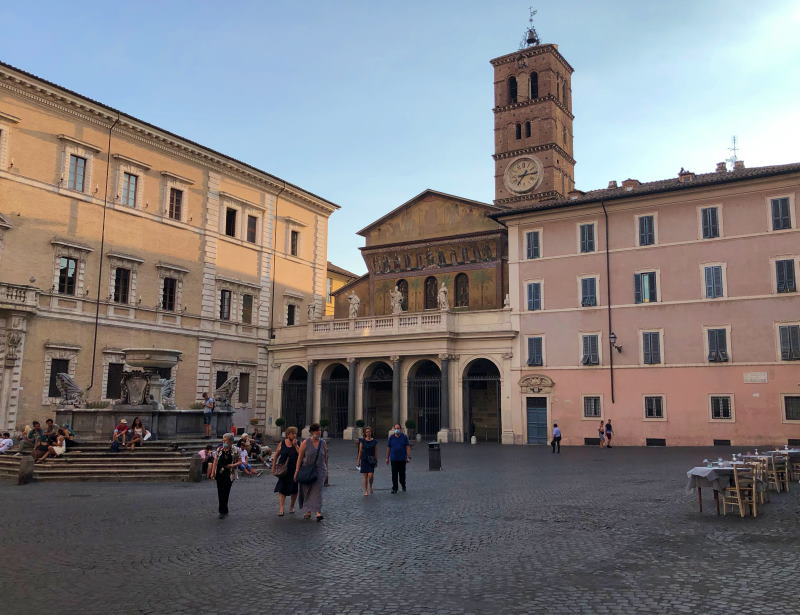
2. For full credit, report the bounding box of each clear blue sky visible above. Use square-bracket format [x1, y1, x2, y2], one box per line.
[3, 1, 799, 275]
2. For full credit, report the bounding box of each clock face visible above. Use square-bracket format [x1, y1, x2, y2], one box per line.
[504, 156, 543, 194]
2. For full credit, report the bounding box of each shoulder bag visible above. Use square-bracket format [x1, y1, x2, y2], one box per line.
[271, 442, 289, 477]
[296, 440, 322, 484]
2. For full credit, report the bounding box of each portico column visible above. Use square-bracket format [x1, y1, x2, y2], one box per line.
[305, 360, 316, 428]
[391, 356, 402, 426]
[343, 358, 358, 440]
[439, 354, 450, 430]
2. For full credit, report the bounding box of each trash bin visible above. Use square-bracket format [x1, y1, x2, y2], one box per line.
[428, 441, 441, 471]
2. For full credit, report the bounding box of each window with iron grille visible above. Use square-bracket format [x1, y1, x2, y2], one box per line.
[771, 197, 792, 230]
[704, 265, 724, 298]
[779, 325, 800, 361]
[215, 370, 228, 389]
[579, 223, 595, 253]
[581, 277, 597, 307]
[106, 362, 124, 399]
[711, 396, 732, 420]
[527, 337, 543, 366]
[583, 396, 601, 418]
[161, 277, 177, 311]
[68, 154, 86, 192]
[527, 282, 542, 311]
[168, 188, 183, 220]
[644, 396, 663, 419]
[58, 257, 77, 295]
[113, 268, 130, 304]
[122, 172, 138, 206]
[638, 215, 655, 246]
[290, 230, 299, 256]
[286, 303, 297, 326]
[701, 207, 719, 238]
[642, 331, 661, 364]
[219, 289, 232, 320]
[785, 396, 800, 421]
[776, 259, 797, 293]
[225, 208, 237, 237]
[239, 372, 250, 403]
[241, 294, 253, 324]
[526, 231, 540, 259]
[634, 272, 658, 303]
[246, 215, 258, 243]
[48, 359, 70, 398]
[581, 335, 599, 365]
[707, 328, 729, 362]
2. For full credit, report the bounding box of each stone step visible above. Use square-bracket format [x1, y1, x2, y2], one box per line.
[35, 463, 190, 472]
[50, 455, 188, 462]
[36, 473, 190, 482]
[34, 466, 190, 475]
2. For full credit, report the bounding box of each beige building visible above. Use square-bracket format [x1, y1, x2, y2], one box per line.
[324, 262, 358, 317]
[0, 61, 337, 432]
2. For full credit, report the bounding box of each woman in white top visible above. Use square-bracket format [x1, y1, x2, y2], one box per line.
[128, 417, 147, 451]
[36, 429, 66, 463]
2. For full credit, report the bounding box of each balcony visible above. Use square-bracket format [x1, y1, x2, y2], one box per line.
[0, 283, 39, 314]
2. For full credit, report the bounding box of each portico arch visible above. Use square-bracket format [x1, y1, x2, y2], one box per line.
[363, 361, 393, 436]
[408, 359, 441, 439]
[321, 363, 349, 437]
[281, 366, 308, 430]
[463, 358, 501, 442]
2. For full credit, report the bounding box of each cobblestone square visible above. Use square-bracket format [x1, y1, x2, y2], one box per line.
[2, 442, 799, 615]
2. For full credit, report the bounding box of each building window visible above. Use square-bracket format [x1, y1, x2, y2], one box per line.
[241, 294, 253, 324]
[642, 331, 662, 365]
[246, 215, 258, 243]
[776, 259, 797, 293]
[514, 123, 522, 140]
[507, 76, 518, 104]
[701, 206, 719, 238]
[168, 187, 183, 220]
[215, 370, 229, 389]
[239, 372, 250, 404]
[580, 277, 597, 307]
[634, 271, 658, 303]
[161, 277, 177, 311]
[455, 273, 469, 308]
[57, 257, 77, 295]
[524, 121, 531, 138]
[707, 328, 729, 362]
[290, 230, 299, 256]
[424, 276, 438, 310]
[397, 279, 408, 311]
[527, 282, 542, 311]
[219, 289, 232, 320]
[771, 197, 792, 230]
[526, 230, 540, 259]
[581, 334, 599, 365]
[711, 396, 732, 420]
[779, 325, 800, 361]
[704, 265, 724, 298]
[68, 154, 86, 192]
[638, 215, 655, 246]
[579, 223, 595, 253]
[113, 268, 131, 304]
[645, 396, 664, 419]
[529, 72, 538, 98]
[225, 208, 237, 237]
[527, 336, 543, 366]
[325, 278, 333, 303]
[106, 362, 124, 399]
[583, 396, 601, 418]
[286, 303, 297, 326]
[48, 358, 70, 398]
[785, 396, 800, 421]
[122, 172, 138, 207]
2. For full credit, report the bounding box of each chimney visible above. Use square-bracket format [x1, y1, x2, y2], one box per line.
[715, 162, 727, 173]
[607, 180, 618, 189]
[734, 160, 745, 171]
[677, 168, 696, 183]
[621, 178, 641, 191]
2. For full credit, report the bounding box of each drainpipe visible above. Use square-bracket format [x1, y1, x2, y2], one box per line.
[85, 114, 120, 395]
[601, 201, 615, 404]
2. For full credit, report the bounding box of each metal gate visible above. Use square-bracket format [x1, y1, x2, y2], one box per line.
[282, 381, 307, 430]
[526, 397, 548, 444]
[321, 378, 348, 438]
[409, 377, 440, 439]
[463, 376, 501, 442]
[363, 363, 393, 434]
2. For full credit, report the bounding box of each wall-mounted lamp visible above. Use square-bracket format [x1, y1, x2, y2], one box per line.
[8, 159, 14, 169]
[609, 331, 623, 353]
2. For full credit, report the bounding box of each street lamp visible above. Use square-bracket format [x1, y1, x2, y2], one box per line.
[609, 331, 623, 353]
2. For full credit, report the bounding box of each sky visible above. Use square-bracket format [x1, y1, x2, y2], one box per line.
[2, 0, 799, 275]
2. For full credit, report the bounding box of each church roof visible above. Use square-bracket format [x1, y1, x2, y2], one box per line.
[356, 189, 499, 237]
[492, 162, 800, 219]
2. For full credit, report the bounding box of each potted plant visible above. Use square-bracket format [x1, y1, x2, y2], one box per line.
[275, 417, 286, 437]
[355, 419, 365, 438]
[320, 418, 330, 439]
[404, 418, 417, 441]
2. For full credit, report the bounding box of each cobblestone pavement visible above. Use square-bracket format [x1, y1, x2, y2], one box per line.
[2, 442, 799, 615]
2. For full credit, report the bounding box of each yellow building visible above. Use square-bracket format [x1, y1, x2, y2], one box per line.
[0, 61, 338, 432]
[325, 262, 359, 317]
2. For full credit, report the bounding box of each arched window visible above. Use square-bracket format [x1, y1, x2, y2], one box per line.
[555, 75, 561, 100]
[529, 72, 538, 99]
[562, 81, 567, 103]
[524, 121, 531, 138]
[397, 279, 408, 311]
[507, 76, 518, 104]
[424, 276, 437, 310]
[515, 123, 522, 140]
[455, 273, 469, 308]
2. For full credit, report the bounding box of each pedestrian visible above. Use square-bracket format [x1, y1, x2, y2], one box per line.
[110, 418, 128, 451]
[0, 432, 14, 454]
[202, 392, 215, 439]
[385, 423, 411, 494]
[356, 426, 378, 496]
[127, 417, 147, 451]
[551, 423, 562, 454]
[198, 444, 214, 477]
[272, 426, 300, 516]
[22, 422, 42, 457]
[210, 433, 240, 519]
[36, 428, 66, 464]
[598, 420, 606, 448]
[605, 419, 613, 448]
[294, 423, 328, 521]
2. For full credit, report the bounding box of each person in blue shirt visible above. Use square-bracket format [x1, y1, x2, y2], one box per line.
[385, 423, 411, 493]
[551, 423, 562, 454]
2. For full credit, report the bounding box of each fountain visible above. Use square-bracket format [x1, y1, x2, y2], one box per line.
[119, 347, 182, 410]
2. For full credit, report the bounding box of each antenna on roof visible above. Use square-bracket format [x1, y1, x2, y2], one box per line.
[520, 7, 541, 49]
[725, 135, 739, 170]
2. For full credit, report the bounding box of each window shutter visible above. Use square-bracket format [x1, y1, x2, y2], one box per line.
[634, 274, 642, 303]
[527, 283, 540, 311]
[528, 337, 542, 366]
[702, 208, 710, 238]
[647, 272, 657, 302]
[713, 267, 723, 297]
[787, 261, 797, 292]
[527, 232, 540, 259]
[777, 260, 787, 292]
[791, 326, 800, 360]
[704, 267, 714, 298]
[589, 335, 599, 364]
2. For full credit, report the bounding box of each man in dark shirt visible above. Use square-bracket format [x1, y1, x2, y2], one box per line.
[386, 423, 411, 494]
[605, 420, 613, 448]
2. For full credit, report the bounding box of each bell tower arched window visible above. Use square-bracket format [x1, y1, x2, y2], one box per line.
[507, 76, 518, 104]
[514, 123, 522, 140]
[455, 273, 469, 308]
[424, 276, 437, 310]
[529, 72, 538, 99]
[562, 81, 568, 103]
[397, 279, 408, 311]
[524, 121, 531, 138]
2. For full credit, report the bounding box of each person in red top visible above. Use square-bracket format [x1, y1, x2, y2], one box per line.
[112, 418, 129, 447]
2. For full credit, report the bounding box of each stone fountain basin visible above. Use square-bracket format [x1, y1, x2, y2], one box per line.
[122, 348, 182, 370]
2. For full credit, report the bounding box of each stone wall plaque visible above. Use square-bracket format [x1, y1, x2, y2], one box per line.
[743, 372, 768, 384]
[519, 374, 554, 394]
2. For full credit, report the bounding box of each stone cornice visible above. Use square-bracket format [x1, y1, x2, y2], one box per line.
[50, 238, 93, 252]
[494, 191, 564, 207]
[219, 191, 259, 209]
[112, 153, 151, 170]
[156, 261, 190, 273]
[361, 229, 504, 253]
[494, 143, 575, 165]
[57, 134, 102, 153]
[0, 110, 21, 123]
[490, 44, 574, 73]
[106, 251, 145, 264]
[493, 94, 573, 119]
[160, 170, 194, 185]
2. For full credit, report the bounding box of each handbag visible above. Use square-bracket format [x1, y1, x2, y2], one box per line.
[296, 440, 323, 484]
[272, 444, 289, 477]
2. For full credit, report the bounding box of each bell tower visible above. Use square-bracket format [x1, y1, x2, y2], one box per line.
[491, 14, 575, 207]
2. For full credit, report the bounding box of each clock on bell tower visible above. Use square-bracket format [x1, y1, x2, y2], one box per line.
[491, 17, 575, 207]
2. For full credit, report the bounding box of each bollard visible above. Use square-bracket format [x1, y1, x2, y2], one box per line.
[18, 456, 34, 485]
[189, 453, 203, 482]
[428, 441, 441, 471]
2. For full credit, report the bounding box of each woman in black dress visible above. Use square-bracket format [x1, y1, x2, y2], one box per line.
[272, 426, 300, 516]
[211, 433, 240, 519]
[356, 426, 378, 496]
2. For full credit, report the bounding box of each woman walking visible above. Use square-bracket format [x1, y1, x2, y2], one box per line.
[210, 433, 240, 519]
[356, 426, 378, 496]
[598, 420, 607, 448]
[294, 423, 328, 521]
[272, 426, 300, 516]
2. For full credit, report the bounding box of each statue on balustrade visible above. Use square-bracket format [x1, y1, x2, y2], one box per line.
[437, 282, 449, 311]
[389, 285, 403, 315]
[307, 302, 317, 322]
[348, 291, 361, 319]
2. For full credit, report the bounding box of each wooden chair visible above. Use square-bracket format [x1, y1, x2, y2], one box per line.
[747, 460, 768, 507]
[722, 467, 756, 518]
[773, 454, 790, 492]
[766, 456, 784, 493]
[791, 460, 800, 482]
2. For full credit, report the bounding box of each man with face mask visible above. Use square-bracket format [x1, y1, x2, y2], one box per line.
[385, 424, 411, 494]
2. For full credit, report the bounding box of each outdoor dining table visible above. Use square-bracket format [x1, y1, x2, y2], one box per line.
[686, 463, 748, 514]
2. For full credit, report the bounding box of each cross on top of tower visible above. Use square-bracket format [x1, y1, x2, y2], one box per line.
[520, 7, 541, 49]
